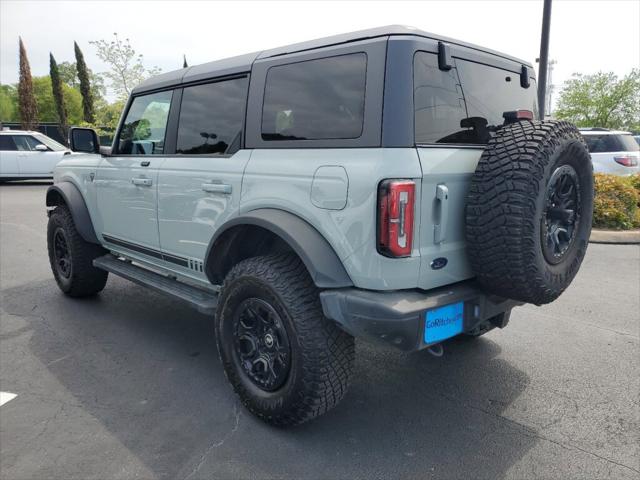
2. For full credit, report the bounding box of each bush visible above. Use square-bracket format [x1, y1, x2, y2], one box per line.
[592, 173, 640, 230]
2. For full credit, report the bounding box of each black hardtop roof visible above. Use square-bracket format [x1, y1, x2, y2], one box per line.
[133, 25, 534, 94]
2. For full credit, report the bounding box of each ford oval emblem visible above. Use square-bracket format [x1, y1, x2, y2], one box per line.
[430, 257, 448, 270]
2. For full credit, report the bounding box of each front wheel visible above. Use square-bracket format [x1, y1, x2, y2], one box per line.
[47, 205, 108, 297]
[215, 253, 355, 427]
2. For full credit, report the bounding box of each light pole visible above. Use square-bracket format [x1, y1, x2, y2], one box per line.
[537, 0, 552, 118]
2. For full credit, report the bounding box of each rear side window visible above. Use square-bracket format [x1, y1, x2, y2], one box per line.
[0, 135, 17, 151]
[584, 134, 640, 153]
[117, 90, 173, 155]
[414, 52, 538, 145]
[261, 53, 367, 141]
[176, 77, 248, 155]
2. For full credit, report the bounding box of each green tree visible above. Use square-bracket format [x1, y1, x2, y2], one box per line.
[18, 37, 39, 130]
[555, 70, 640, 131]
[74, 41, 95, 123]
[57, 61, 79, 88]
[57, 61, 106, 101]
[90, 33, 160, 100]
[32, 76, 84, 125]
[0, 84, 18, 122]
[49, 53, 69, 139]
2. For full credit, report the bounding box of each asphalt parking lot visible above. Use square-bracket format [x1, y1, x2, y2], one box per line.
[0, 181, 638, 480]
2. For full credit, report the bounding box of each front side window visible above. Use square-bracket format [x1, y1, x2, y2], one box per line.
[262, 53, 367, 141]
[176, 77, 248, 155]
[12, 135, 42, 151]
[414, 52, 538, 145]
[0, 136, 17, 151]
[117, 90, 173, 155]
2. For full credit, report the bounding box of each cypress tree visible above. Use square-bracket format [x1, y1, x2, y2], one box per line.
[49, 53, 68, 140]
[183, 55, 188, 68]
[74, 41, 94, 123]
[18, 37, 38, 130]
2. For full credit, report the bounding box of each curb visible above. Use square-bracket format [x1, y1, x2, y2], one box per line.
[589, 229, 640, 245]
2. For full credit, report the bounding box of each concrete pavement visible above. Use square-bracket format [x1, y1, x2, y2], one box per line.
[1, 181, 638, 479]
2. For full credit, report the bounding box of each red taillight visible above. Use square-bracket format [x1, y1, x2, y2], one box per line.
[614, 156, 638, 167]
[515, 109, 534, 120]
[377, 180, 415, 257]
[502, 109, 534, 124]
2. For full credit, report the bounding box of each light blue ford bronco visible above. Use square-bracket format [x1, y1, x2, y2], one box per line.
[46, 26, 594, 426]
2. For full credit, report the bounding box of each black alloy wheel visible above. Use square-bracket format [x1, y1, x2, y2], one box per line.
[53, 228, 72, 278]
[232, 297, 291, 392]
[542, 165, 581, 264]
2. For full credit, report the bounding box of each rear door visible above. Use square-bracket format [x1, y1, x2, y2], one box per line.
[413, 49, 538, 290]
[156, 76, 250, 279]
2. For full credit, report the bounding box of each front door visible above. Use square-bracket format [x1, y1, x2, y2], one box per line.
[96, 90, 173, 254]
[13, 134, 64, 175]
[157, 76, 249, 279]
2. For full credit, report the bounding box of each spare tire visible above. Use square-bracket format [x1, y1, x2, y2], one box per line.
[466, 120, 593, 305]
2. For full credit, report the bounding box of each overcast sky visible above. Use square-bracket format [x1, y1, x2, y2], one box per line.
[1, 0, 639, 105]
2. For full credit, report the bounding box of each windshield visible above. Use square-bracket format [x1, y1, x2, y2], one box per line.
[33, 133, 67, 151]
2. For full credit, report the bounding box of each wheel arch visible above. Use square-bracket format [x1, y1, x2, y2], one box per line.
[46, 182, 99, 244]
[205, 209, 353, 288]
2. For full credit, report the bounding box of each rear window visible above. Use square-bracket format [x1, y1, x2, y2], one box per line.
[584, 134, 640, 153]
[261, 53, 367, 141]
[414, 52, 538, 145]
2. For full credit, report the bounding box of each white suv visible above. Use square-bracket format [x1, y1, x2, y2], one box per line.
[580, 128, 640, 175]
[0, 130, 71, 180]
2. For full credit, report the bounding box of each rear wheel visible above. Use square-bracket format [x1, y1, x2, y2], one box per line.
[47, 206, 108, 296]
[215, 253, 355, 427]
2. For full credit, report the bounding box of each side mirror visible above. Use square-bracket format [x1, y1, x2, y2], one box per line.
[68, 127, 100, 154]
[34, 144, 48, 152]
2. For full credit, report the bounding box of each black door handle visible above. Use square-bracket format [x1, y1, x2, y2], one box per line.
[141, 160, 150, 167]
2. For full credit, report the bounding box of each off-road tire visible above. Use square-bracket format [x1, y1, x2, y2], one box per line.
[215, 253, 355, 427]
[466, 120, 593, 305]
[47, 205, 108, 296]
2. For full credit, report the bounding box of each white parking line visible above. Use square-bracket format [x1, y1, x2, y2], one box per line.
[0, 392, 17, 406]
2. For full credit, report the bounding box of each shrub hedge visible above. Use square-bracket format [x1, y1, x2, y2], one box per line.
[592, 173, 640, 230]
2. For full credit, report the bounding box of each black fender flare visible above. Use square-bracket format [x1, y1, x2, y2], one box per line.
[205, 209, 353, 288]
[46, 182, 99, 244]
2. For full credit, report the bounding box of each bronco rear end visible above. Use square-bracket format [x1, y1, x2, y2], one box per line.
[321, 32, 591, 352]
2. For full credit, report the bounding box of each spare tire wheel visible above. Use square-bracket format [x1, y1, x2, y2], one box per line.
[466, 120, 593, 305]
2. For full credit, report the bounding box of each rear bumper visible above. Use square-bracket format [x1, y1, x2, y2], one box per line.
[320, 281, 522, 351]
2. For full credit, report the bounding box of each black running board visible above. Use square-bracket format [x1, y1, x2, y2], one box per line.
[93, 254, 218, 315]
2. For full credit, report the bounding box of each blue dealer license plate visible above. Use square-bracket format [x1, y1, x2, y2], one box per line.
[424, 302, 464, 344]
